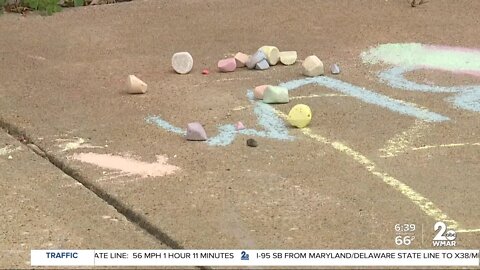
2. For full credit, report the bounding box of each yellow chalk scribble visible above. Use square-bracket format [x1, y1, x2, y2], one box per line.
[274, 109, 479, 233]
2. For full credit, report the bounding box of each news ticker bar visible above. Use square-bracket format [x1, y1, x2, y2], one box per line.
[31, 249, 480, 266]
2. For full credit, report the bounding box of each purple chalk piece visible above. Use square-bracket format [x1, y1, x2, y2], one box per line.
[331, 63, 341, 74]
[186, 122, 208, 141]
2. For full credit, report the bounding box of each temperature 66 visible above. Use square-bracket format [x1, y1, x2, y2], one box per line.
[395, 235, 415, 246]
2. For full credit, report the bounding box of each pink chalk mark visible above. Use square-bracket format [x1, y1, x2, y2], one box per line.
[72, 152, 179, 178]
[453, 70, 480, 77]
[425, 45, 480, 54]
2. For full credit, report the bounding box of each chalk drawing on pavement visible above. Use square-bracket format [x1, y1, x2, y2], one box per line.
[379, 120, 431, 157]
[273, 109, 479, 233]
[71, 152, 180, 178]
[147, 74, 448, 147]
[361, 43, 480, 112]
[378, 118, 480, 158]
[144, 43, 479, 232]
[0, 145, 22, 156]
[382, 141, 480, 158]
[56, 137, 104, 152]
[279, 77, 449, 122]
[146, 100, 293, 147]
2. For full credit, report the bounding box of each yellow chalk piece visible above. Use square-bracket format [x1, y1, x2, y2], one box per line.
[259, 46, 280, 65]
[287, 104, 312, 128]
[279, 51, 297, 65]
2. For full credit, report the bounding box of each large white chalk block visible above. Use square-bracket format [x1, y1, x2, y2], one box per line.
[172, 52, 193, 74]
[126, 75, 147, 94]
[259, 46, 280, 65]
[279, 51, 297, 65]
[302, 55, 324, 77]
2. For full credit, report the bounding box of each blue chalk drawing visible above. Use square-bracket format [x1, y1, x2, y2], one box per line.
[145, 116, 186, 135]
[146, 99, 293, 147]
[279, 76, 450, 122]
[452, 89, 480, 113]
[147, 74, 448, 147]
[148, 43, 480, 146]
[362, 43, 480, 112]
[379, 66, 458, 93]
[379, 66, 480, 112]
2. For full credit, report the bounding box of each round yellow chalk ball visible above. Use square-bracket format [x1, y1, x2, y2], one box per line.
[287, 104, 312, 128]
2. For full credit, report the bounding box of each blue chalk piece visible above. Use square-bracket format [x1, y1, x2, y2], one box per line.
[255, 59, 270, 70]
[246, 50, 266, 69]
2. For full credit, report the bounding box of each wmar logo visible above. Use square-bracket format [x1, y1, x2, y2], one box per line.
[433, 221, 457, 247]
[240, 251, 250, 261]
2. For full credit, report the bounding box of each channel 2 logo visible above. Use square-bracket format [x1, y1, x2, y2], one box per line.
[432, 221, 457, 247]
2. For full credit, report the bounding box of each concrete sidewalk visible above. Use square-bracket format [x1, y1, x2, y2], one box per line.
[0, 131, 165, 268]
[0, 1, 479, 268]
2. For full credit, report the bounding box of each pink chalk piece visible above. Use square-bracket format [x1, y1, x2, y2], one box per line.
[186, 122, 208, 141]
[202, 68, 210, 75]
[254, 85, 269, 99]
[234, 52, 249, 68]
[218, 58, 237, 72]
[235, 121, 245, 131]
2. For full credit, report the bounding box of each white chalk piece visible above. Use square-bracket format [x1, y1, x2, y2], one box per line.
[259, 46, 280, 65]
[255, 59, 270, 70]
[331, 63, 341, 74]
[254, 85, 270, 99]
[246, 50, 266, 69]
[186, 122, 208, 141]
[234, 52, 249, 68]
[127, 75, 148, 94]
[302, 55, 324, 77]
[172, 52, 193, 74]
[279, 51, 297, 65]
[263, 86, 289, 104]
[218, 58, 237, 72]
